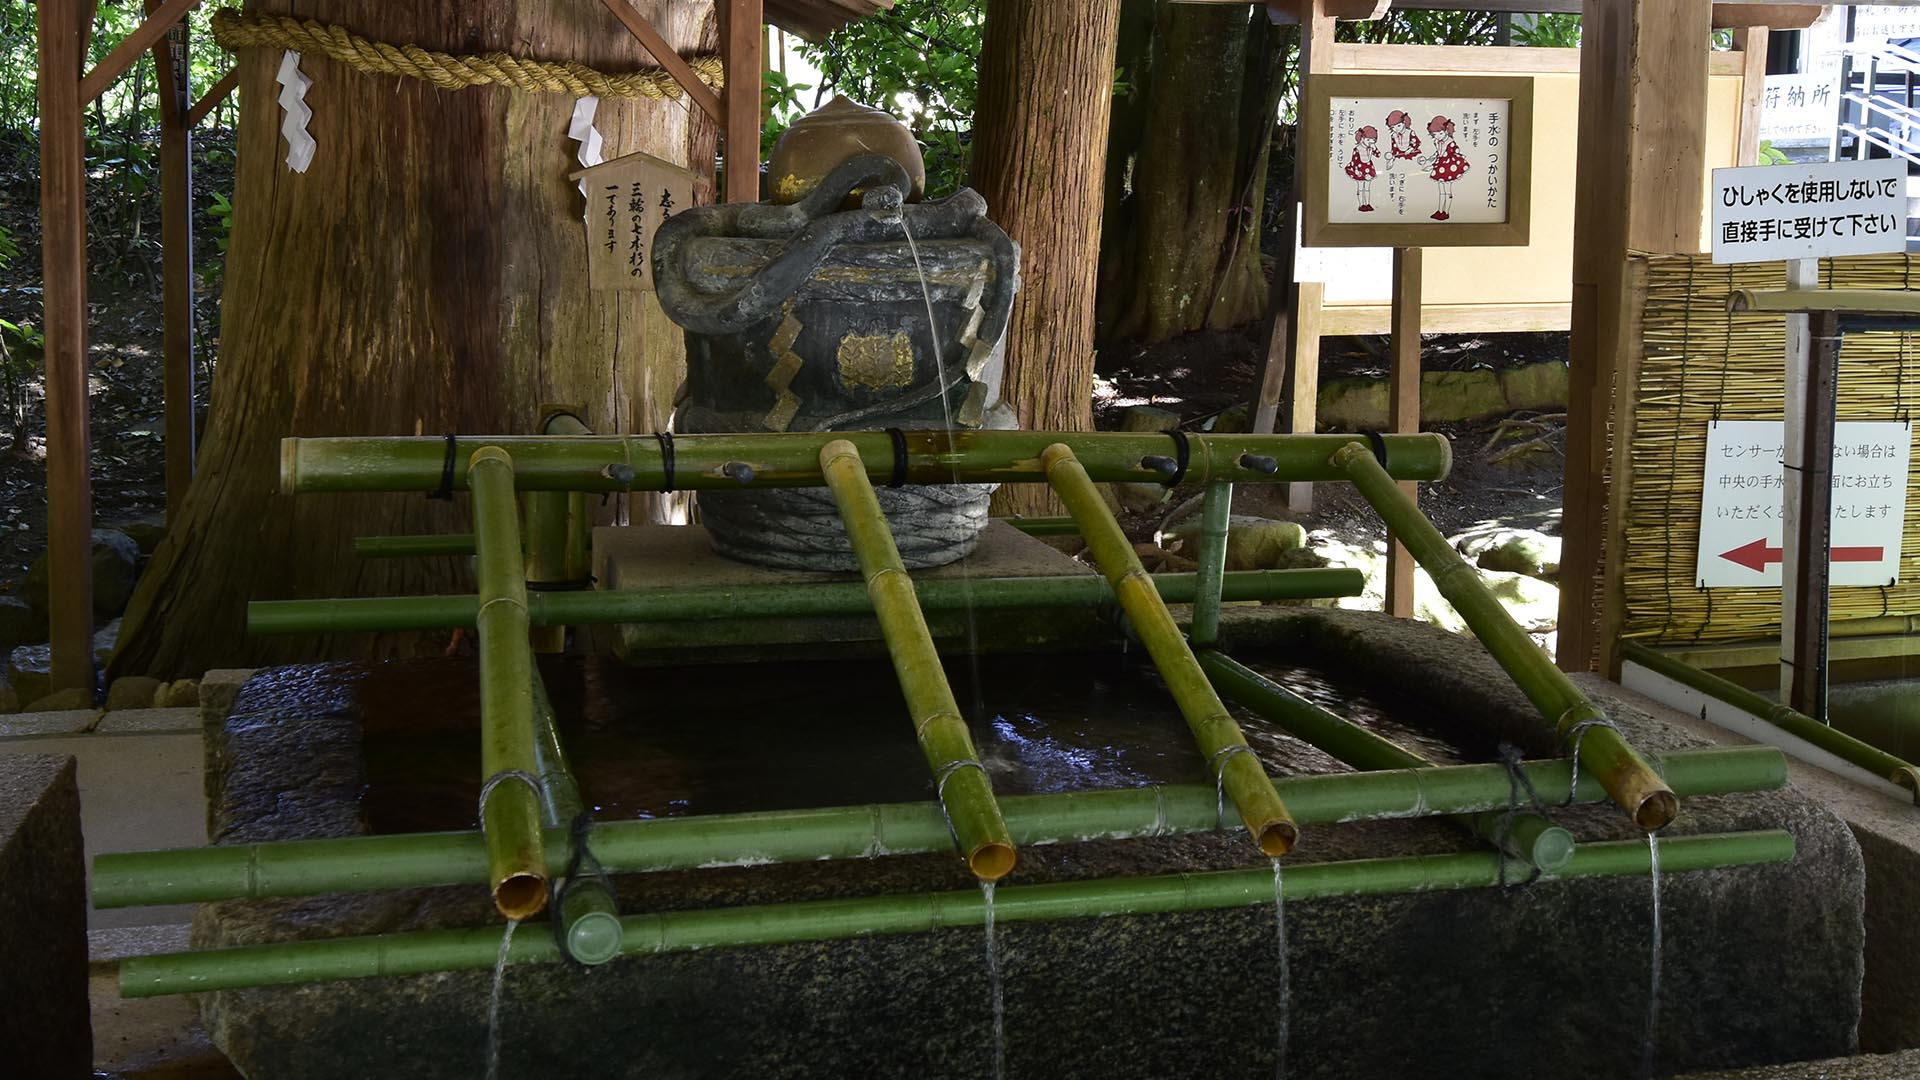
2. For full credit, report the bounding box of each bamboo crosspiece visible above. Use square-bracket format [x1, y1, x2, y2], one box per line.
[1040, 443, 1299, 856]
[468, 447, 550, 919]
[1331, 441, 1679, 831]
[818, 439, 1017, 881]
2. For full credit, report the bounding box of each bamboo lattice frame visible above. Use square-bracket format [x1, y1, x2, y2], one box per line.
[1621, 252, 1920, 645]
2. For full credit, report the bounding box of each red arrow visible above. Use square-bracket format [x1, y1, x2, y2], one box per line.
[1718, 539, 1884, 572]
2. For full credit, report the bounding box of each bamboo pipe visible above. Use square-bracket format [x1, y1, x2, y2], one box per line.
[248, 569, 1368, 635]
[528, 667, 622, 966]
[1042, 443, 1298, 856]
[1005, 516, 1080, 537]
[1620, 641, 1920, 797]
[1330, 442, 1680, 832]
[467, 447, 549, 920]
[523, 412, 594, 653]
[281, 430, 1454, 494]
[91, 747, 1785, 909]
[818, 439, 1016, 882]
[355, 533, 485, 557]
[1200, 651, 1574, 872]
[1189, 483, 1232, 648]
[117, 831, 1795, 997]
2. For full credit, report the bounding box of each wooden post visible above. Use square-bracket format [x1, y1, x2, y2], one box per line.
[722, 0, 762, 203]
[38, 0, 94, 692]
[1734, 26, 1770, 166]
[1283, 282, 1325, 509]
[1780, 260, 1833, 721]
[1251, 0, 1330, 434]
[1558, 0, 1713, 671]
[1386, 248, 1421, 618]
[149, 1, 195, 523]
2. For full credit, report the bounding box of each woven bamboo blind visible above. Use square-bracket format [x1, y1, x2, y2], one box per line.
[1620, 252, 1920, 645]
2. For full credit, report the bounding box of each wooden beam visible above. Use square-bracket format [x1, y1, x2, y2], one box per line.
[185, 67, 237, 129]
[1712, 4, 1824, 30]
[723, 0, 764, 203]
[1385, 247, 1421, 620]
[78, 0, 197, 105]
[599, 0, 725, 123]
[39, 0, 95, 690]
[1734, 25, 1768, 166]
[147, 0, 195, 523]
[1283, 281, 1325, 510]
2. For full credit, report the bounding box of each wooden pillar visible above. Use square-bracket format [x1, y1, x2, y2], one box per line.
[1283, 282, 1324, 509]
[38, 0, 94, 692]
[1734, 26, 1770, 166]
[722, 0, 762, 203]
[1781, 271, 1836, 721]
[149, 1, 195, 523]
[1252, 0, 1330, 435]
[1559, 0, 1713, 673]
[1386, 248, 1421, 618]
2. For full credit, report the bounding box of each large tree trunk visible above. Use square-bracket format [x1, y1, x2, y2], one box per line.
[969, 0, 1121, 516]
[1097, 2, 1285, 346]
[111, 0, 714, 678]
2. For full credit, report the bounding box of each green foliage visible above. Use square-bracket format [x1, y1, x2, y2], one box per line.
[1758, 139, 1793, 166]
[1510, 14, 1582, 49]
[762, 69, 814, 157]
[795, 0, 986, 196]
[0, 315, 43, 447]
[1336, 11, 1498, 46]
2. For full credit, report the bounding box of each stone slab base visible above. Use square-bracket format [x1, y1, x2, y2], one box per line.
[0, 753, 91, 1077]
[1678, 1050, 1920, 1079]
[593, 520, 1107, 663]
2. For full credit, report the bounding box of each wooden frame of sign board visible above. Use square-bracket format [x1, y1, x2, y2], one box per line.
[1300, 73, 1535, 249]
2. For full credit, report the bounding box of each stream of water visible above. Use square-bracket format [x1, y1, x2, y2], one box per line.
[983, 882, 1006, 1080]
[1272, 858, 1291, 1080]
[483, 919, 519, 1080]
[1640, 832, 1663, 1080]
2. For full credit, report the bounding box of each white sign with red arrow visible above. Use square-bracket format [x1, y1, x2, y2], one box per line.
[1696, 419, 1912, 588]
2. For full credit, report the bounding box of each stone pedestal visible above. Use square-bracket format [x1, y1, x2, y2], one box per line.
[0, 753, 91, 1077]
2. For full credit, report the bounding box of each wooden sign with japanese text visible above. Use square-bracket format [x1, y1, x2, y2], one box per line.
[571, 149, 704, 292]
[1302, 74, 1533, 248]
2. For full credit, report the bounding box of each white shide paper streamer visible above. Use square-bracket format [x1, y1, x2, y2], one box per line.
[276, 50, 316, 173]
[568, 95, 605, 203]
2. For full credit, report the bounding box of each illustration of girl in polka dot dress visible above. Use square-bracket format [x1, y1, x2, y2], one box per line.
[1419, 115, 1470, 220]
[1384, 110, 1421, 172]
[1344, 126, 1380, 212]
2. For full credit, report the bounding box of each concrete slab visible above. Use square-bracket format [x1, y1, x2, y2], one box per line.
[1588, 674, 1920, 1053]
[0, 732, 206, 931]
[0, 753, 91, 1078]
[89, 924, 191, 975]
[1677, 1050, 1920, 1079]
[595, 520, 1110, 662]
[90, 971, 239, 1079]
[96, 708, 200, 735]
[0, 709, 100, 737]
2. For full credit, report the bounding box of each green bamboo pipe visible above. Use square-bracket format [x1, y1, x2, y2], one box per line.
[1189, 482, 1233, 648]
[1620, 641, 1920, 797]
[281, 430, 1453, 494]
[1042, 443, 1298, 856]
[1330, 442, 1679, 832]
[91, 746, 1784, 909]
[819, 439, 1016, 882]
[117, 830, 1793, 997]
[1005, 516, 1080, 537]
[355, 533, 482, 557]
[1200, 651, 1574, 872]
[524, 412, 595, 653]
[248, 568, 1367, 636]
[468, 448, 549, 921]
[528, 667, 622, 966]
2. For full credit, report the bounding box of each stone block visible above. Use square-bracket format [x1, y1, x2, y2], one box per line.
[1168, 515, 1308, 571]
[0, 593, 43, 652]
[0, 675, 16, 715]
[0, 754, 91, 1076]
[1677, 1050, 1920, 1079]
[95, 708, 200, 735]
[24, 689, 94, 714]
[155, 678, 201, 709]
[1497, 360, 1570, 413]
[24, 529, 141, 617]
[1117, 405, 1181, 433]
[7, 642, 53, 704]
[106, 675, 163, 711]
[0, 710, 99, 738]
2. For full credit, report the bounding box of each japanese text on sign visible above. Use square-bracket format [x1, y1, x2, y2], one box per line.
[1695, 419, 1913, 588]
[1710, 159, 1907, 264]
[572, 149, 702, 292]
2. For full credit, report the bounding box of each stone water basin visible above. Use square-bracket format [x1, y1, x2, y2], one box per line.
[193, 608, 1863, 1080]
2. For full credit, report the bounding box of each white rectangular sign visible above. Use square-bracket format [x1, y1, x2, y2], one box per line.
[1710, 159, 1906, 264]
[1758, 72, 1840, 145]
[1696, 419, 1912, 588]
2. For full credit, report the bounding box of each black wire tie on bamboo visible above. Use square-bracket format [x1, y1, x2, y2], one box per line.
[1209, 744, 1258, 832]
[1559, 714, 1627, 806]
[1140, 429, 1191, 485]
[885, 427, 910, 488]
[933, 759, 990, 855]
[654, 432, 676, 492]
[1363, 430, 1390, 468]
[427, 434, 458, 501]
[1495, 743, 1552, 889]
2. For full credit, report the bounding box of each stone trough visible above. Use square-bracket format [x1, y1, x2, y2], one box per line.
[190, 608, 1863, 1080]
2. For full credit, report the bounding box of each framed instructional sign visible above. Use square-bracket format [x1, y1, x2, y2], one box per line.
[1302, 74, 1534, 248]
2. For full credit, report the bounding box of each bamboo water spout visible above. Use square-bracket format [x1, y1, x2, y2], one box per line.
[1330, 442, 1679, 831]
[92, 746, 1786, 909]
[468, 447, 548, 920]
[1041, 443, 1298, 856]
[524, 410, 594, 653]
[116, 831, 1796, 998]
[529, 669, 621, 966]
[819, 439, 1016, 881]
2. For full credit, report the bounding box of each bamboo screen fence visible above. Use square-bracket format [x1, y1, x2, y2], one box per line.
[1619, 252, 1920, 645]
